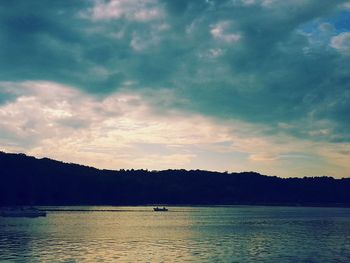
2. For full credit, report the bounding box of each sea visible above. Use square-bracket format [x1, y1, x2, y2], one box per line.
[1, 206, 350, 262]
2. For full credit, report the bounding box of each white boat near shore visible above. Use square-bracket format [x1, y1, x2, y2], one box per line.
[0, 207, 46, 218]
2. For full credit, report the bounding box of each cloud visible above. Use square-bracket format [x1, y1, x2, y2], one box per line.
[331, 32, 350, 54]
[1, 81, 349, 177]
[0, 81, 234, 169]
[236, 0, 277, 7]
[0, 1, 350, 177]
[210, 21, 241, 43]
[88, 0, 164, 21]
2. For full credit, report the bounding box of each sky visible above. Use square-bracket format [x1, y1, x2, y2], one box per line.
[0, 0, 349, 178]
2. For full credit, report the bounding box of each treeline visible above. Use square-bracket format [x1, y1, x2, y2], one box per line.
[0, 151, 349, 206]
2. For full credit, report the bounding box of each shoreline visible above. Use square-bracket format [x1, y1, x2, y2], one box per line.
[2, 203, 350, 211]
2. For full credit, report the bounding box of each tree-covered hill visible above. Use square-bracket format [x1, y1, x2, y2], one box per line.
[1, 151, 349, 206]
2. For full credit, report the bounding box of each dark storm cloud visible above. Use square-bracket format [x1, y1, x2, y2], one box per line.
[0, 0, 350, 142]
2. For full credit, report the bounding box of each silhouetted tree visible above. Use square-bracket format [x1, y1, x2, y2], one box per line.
[0, 151, 349, 206]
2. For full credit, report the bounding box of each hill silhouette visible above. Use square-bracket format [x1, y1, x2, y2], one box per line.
[1, 151, 349, 206]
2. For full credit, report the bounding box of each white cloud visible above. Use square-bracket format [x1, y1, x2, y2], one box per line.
[330, 32, 350, 55]
[0, 81, 236, 169]
[210, 21, 241, 43]
[89, 0, 164, 21]
[231, 0, 277, 7]
[130, 31, 160, 51]
[342, 2, 350, 9]
[1, 81, 349, 177]
[198, 48, 225, 59]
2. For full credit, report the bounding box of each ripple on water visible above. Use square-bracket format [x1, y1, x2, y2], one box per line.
[1, 206, 350, 262]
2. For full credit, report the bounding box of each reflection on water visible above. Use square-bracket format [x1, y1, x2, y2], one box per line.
[1, 206, 350, 262]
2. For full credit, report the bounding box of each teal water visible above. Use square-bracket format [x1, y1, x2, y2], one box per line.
[1, 206, 350, 262]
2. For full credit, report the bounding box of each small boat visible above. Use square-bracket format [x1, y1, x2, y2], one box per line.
[153, 206, 168, 212]
[0, 207, 46, 218]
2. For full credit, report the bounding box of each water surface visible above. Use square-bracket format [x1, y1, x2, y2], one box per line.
[1, 206, 350, 262]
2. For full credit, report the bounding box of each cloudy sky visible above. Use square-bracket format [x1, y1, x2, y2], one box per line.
[0, 0, 350, 177]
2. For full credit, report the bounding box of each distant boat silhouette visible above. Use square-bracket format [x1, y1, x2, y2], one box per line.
[0, 207, 46, 218]
[153, 206, 168, 212]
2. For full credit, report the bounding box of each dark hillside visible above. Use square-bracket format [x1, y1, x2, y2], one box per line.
[1, 151, 349, 206]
